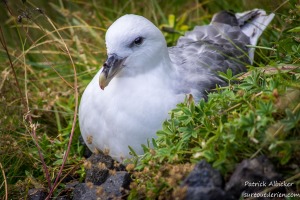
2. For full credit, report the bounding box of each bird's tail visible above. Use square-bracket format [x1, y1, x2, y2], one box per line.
[235, 9, 275, 63]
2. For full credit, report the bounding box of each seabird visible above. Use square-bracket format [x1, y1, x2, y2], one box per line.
[79, 9, 274, 161]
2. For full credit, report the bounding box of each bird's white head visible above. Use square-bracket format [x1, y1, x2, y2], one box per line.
[99, 14, 169, 89]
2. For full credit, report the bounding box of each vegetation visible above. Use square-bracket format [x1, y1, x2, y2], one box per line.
[0, 0, 299, 199]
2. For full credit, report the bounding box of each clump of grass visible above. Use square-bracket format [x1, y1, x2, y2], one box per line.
[128, 162, 194, 199]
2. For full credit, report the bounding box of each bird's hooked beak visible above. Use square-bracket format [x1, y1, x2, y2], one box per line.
[99, 53, 126, 90]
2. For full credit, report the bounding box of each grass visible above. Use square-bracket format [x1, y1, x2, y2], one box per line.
[0, 0, 299, 199]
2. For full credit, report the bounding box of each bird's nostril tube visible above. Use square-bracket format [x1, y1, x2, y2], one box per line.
[103, 62, 109, 68]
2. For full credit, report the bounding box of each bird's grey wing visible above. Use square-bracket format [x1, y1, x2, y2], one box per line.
[169, 9, 274, 101]
[169, 23, 250, 101]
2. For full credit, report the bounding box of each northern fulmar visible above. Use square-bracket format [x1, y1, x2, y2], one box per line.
[79, 9, 274, 161]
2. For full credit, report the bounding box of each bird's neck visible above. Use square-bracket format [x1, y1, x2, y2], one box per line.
[111, 51, 175, 91]
[147, 50, 175, 86]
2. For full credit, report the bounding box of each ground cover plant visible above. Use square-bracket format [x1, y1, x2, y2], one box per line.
[0, 0, 299, 199]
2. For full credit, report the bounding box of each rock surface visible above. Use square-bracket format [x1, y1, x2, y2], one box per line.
[85, 153, 125, 185]
[181, 160, 233, 200]
[73, 172, 131, 199]
[73, 183, 97, 200]
[98, 171, 131, 199]
[225, 155, 284, 200]
[28, 188, 48, 200]
[72, 153, 130, 200]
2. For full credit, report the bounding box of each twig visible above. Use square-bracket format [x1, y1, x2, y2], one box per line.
[2, 0, 13, 16]
[273, 0, 290, 13]
[0, 162, 8, 200]
[50, 162, 84, 196]
[0, 27, 23, 106]
[27, 122, 52, 189]
[238, 65, 299, 80]
[43, 13, 79, 200]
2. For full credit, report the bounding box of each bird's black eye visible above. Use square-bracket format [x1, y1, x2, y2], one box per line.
[133, 37, 144, 46]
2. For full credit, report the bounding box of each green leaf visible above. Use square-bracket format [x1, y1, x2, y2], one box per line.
[53, 159, 63, 166]
[128, 146, 138, 157]
[168, 14, 175, 27]
[288, 26, 300, 32]
[213, 150, 226, 167]
[141, 144, 149, 153]
[152, 138, 158, 148]
[202, 150, 215, 162]
[282, 108, 300, 131]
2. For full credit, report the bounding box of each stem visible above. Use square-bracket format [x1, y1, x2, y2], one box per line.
[0, 162, 8, 200]
[44, 14, 79, 200]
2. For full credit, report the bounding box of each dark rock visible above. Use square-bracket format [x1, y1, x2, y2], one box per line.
[60, 174, 77, 184]
[100, 171, 131, 198]
[85, 166, 109, 186]
[56, 181, 79, 200]
[186, 187, 231, 200]
[72, 172, 131, 200]
[88, 153, 121, 170]
[181, 160, 233, 200]
[65, 180, 80, 189]
[85, 153, 126, 185]
[72, 183, 97, 200]
[74, 153, 130, 199]
[56, 196, 70, 200]
[225, 155, 284, 200]
[85, 153, 114, 185]
[182, 160, 223, 188]
[28, 188, 48, 200]
[83, 148, 93, 158]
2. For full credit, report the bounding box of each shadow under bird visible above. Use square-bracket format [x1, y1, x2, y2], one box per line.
[79, 9, 274, 161]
